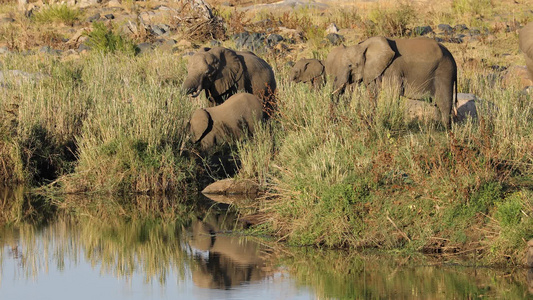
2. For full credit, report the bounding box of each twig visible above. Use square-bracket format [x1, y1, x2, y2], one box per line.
[386, 212, 411, 242]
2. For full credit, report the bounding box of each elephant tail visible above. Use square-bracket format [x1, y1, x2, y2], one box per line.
[452, 70, 458, 117]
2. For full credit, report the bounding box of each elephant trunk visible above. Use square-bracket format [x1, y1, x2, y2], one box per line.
[182, 76, 203, 98]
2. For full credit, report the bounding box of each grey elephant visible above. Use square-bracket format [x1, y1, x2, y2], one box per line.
[290, 58, 326, 88]
[325, 36, 458, 128]
[182, 47, 277, 108]
[519, 22, 533, 83]
[189, 92, 263, 150]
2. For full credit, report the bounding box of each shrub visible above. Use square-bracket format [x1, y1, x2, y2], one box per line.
[85, 22, 138, 55]
[32, 4, 82, 26]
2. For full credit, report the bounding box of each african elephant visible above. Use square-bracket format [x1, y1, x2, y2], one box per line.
[182, 47, 277, 108]
[519, 22, 533, 83]
[188, 218, 268, 289]
[326, 36, 458, 128]
[290, 58, 326, 88]
[189, 92, 263, 150]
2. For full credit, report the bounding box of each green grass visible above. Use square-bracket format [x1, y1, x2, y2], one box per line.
[32, 4, 82, 26]
[85, 22, 138, 55]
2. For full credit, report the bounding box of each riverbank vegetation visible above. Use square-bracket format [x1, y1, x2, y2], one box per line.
[0, 0, 532, 265]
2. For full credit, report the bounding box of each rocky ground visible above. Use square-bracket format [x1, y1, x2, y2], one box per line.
[0, 0, 531, 77]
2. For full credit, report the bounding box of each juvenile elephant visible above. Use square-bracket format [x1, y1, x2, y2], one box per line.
[326, 37, 458, 128]
[182, 47, 277, 107]
[189, 93, 263, 150]
[519, 22, 533, 83]
[290, 58, 326, 88]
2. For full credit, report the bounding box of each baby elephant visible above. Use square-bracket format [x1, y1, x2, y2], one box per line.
[189, 93, 263, 150]
[290, 58, 326, 88]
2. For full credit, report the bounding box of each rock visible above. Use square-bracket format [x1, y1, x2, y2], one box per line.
[0, 46, 9, 54]
[233, 32, 266, 52]
[137, 42, 153, 54]
[437, 24, 453, 34]
[454, 24, 468, 32]
[527, 239, 533, 268]
[78, 42, 91, 52]
[502, 65, 533, 89]
[151, 24, 167, 36]
[326, 33, 344, 45]
[201, 193, 254, 204]
[176, 39, 192, 48]
[202, 178, 260, 195]
[413, 25, 433, 36]
[209, 39, 221, 47]
[78, 0, 99, 8]
[325, 23, 339, 35]
[104, 14, 115, 20]
[39, 45, 61, 55]
[87, 13, 100, 22]
[404, 93, 481, 123]
[455, 93, 478, 121]
[266, 33, 283, 46]
[0, 70, 47, 87]
[158, 39, 176, 52]
[107, 0, 121, 8]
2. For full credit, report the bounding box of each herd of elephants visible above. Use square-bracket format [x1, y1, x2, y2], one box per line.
[181, 22, 533, 151]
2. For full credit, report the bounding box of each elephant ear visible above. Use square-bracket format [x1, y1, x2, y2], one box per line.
[300, 60, 325, 83]
[360, 37, 395, 85]
[209, 47, 243, 95]
[190, 109, 212, 143]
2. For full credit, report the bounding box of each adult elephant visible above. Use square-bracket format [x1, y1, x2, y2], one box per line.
[188, 93, 263, 150]
[182, 47, 277, 108]
[519, 22, 533, 82]
[326, 37, 457, 128]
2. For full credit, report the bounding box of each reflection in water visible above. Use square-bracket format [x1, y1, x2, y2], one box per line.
[188, 216, 271, 289]
[0, 191, 532, 299]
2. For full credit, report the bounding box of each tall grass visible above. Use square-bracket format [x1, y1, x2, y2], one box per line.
[32, 4, 82, 26]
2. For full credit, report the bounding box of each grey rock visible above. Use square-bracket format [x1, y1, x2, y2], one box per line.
[78, 0, 100, 8]
[137, 42, 153, 54]
[209, 39, 221, 47]
[87, 13, 100, 22]
[266, 33, 283, 46]
[438, 24, 453, 34]
[158, 39, 176, 52]
[454, 24, 468, 32]
[326, 33, 344, 45]
[413, 25, 433, 36]
[0, 46, 9, 54]
[202, 178, 260, 195]
[78, 43, 91, 52]
[104, 14, 115, 20]
[233, 32, 266, 52]
[151, 24, 167, 36]
[39, 45, 61, 55]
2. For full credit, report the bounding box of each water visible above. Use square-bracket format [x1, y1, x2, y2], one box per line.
[0, 191, 532, 299]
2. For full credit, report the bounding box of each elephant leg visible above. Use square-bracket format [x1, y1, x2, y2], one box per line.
[434, 76, 454, 129]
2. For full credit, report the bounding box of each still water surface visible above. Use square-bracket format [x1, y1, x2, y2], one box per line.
[0, 193, 532, 299]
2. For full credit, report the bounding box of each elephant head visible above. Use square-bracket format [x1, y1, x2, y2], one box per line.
[189, 108, 215, 149]
[290, 59, 325, 84]
[326, 37, 395, 94]
[182, 47, 243, 104]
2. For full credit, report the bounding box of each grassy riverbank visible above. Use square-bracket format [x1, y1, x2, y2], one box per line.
[0, 0, 532, 265]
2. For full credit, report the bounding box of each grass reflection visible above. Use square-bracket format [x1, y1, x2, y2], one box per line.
[280, 248, 533, 299]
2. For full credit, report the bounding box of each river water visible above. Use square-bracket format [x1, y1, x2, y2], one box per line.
[0, 191, 532, 299]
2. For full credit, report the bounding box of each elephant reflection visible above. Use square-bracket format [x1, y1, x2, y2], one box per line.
[188, 218, 269, 289]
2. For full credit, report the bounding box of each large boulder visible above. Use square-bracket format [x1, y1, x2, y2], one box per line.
[404, 93, 481, 123]
[202, 178, 260, 195]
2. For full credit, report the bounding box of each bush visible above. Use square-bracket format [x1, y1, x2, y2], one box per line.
[32, 4, 82, 26]
[85, 22, 138, 55]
